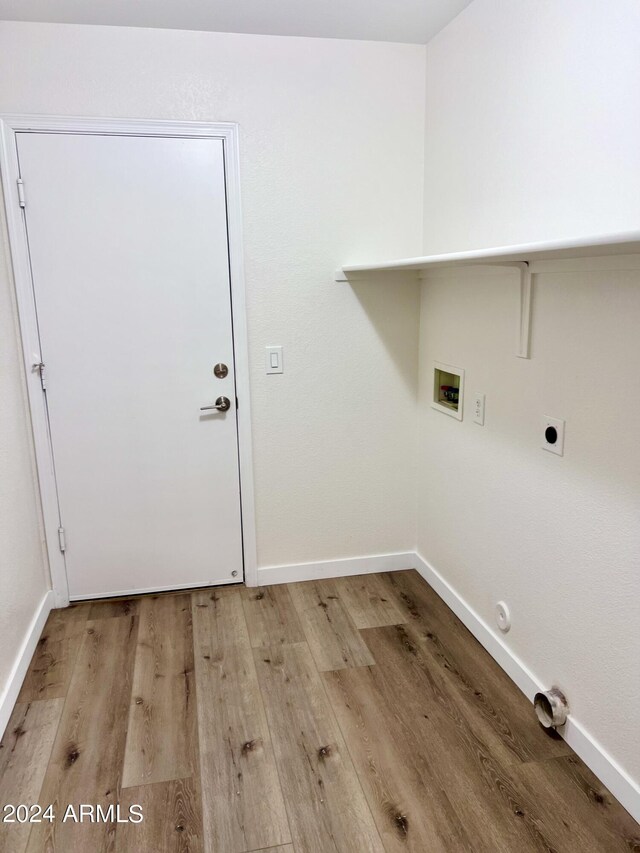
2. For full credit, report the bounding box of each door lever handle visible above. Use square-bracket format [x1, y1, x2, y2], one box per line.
[200, 396, 231, 412]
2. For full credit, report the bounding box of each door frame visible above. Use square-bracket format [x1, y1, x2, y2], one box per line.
[0, 115, 258, 605]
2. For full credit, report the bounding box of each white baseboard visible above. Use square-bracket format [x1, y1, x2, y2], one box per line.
[0, 589, 56, 738]
[412, 552, 540, 698]
[257, 551, 415, 586]
[413, 551, 640, 825]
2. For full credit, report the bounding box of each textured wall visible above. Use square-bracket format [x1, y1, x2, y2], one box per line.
[419, 0, 640, 785]
[0, 185, 50, 695]
[0, 21, 424, 576]
[423, 0, 640, 254]
[417, 263, 640, 784]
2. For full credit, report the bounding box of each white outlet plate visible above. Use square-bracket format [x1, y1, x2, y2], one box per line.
[265, 345, 283, 374]
[473, 392, 485, 425]
[542, 415, 565, 456]
[495, 601, 511, 633]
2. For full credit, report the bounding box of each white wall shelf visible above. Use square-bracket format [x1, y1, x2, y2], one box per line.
[335, 230, 640, 359]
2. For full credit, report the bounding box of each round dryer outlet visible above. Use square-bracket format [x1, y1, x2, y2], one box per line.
[495, 601, 511, 633]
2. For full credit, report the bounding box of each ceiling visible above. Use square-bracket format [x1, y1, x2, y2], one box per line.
[0, 0, 472, 44]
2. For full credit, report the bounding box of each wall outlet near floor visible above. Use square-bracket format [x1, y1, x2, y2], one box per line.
[473, 392, 485, 425]
[542, 415, 565, 456]
[495, 601, 511, 633]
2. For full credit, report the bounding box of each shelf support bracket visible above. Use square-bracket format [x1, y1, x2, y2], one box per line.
[491, 261, 532, 358]
[514, 261, 532, 359]
[337, 260, 533, 359]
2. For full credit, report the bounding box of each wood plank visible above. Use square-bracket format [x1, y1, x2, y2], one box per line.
[254, 642, 384, 853]
[333, 574, 406, 629]
[322, 666, 473, 852]
[288, 580, 375, 671]
[122, 594, 197, 787]
[87, 598, 140, 620]
[116, 778, 203, 853]
[286, 578, 340, 612]
[192, 586, 247, 651]
[18, 604, 90, 701]
[359, 624, 563, 852]
[381, 570, 570, 763]
[246, 847, 294, 852]
[192, 589, 290, 853]
[25, 615, 138, 853]
[513, 754, 640, 852]
[241, 584, 305, 648]
[0, 699, 65, 853]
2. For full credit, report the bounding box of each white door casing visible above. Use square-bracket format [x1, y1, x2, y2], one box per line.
[0, 117, 258, 603]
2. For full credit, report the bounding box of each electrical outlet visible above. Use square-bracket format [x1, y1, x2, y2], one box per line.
[473, 393, 485, 425]
[542, 416, 565, 456]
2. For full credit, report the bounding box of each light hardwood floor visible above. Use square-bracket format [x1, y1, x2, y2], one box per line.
[1, 570, 638, 852]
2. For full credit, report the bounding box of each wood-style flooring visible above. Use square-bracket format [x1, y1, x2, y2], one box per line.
[1, 570, 638, 852]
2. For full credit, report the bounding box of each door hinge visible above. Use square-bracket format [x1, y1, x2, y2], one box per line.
[236, 396, 239, 410]
[16, 178, 25, 208]
[58, 526, 67, 553]
[33, 361, 46, 391]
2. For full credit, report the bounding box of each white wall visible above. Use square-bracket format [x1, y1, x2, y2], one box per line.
[0, 21, 424, 575]
[0, 186, 51, 700]
[4, 8, 638, 807]
[423, 0, 640, 254]
[418, 0, 640, 790]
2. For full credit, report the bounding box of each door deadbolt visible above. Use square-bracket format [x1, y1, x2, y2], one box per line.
[213, 363, 228, 379]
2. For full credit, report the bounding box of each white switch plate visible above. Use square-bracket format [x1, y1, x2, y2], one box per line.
[265, 345, 283, 374]
[473, 392, 485, 425]
[542, 415, 565, 456]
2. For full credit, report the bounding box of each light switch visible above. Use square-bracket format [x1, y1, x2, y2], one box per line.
[473, 393, 485, 426]
[266, 346, 283, 374]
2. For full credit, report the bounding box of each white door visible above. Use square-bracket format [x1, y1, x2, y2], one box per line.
[17, 131, 244, 598]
